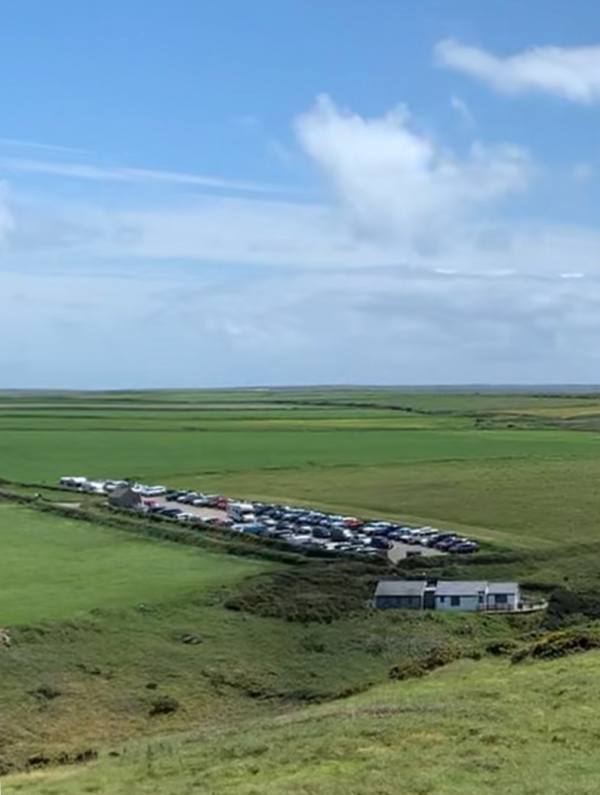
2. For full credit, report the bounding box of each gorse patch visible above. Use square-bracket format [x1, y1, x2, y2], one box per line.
[224, 560, 385, 623]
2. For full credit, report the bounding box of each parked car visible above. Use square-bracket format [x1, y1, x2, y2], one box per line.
[370, 536, 391, 550]
[159, 508, 183, 518]
[450, 541, 479, 553]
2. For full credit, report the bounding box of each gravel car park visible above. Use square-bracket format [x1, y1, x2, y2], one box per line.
[59, 476, 481, 561]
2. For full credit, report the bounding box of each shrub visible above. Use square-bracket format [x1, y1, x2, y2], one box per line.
[511, 630, 600, 663]
[31, 684, 62, 702]
[225, 561, 385, 623]
[389, 645, 461, 680]
[149, 696, 179, 716]
[486, 640, 520, 656]
[544, 588, 600, 629]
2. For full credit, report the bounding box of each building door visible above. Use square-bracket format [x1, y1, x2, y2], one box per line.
[423, 588, 436, 609]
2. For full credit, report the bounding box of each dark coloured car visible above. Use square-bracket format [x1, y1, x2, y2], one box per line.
[434, 536, 460, 551]
[449, 541, 478, 553]
[160, 508, 183, 518]
[370, 537, 391, 550]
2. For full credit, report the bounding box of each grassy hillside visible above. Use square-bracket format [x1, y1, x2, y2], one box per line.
[0, 499, 530, 775]
[4, 388, 600, 791]
[9, 650, 600, 794]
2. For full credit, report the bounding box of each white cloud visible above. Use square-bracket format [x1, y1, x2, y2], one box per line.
[0, 156, 290, 195]
[295, 94, 530, 252]
[435, 39, 600, 103]
[0, 97, 536, 268]
[5, 95, 600, 386]
[450, 95, 475, 126]
[0, 181, 15, 243]
[5, 263, 600, 388]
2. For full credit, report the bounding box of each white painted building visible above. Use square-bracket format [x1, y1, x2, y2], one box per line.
[374, 579, 521, 612]
[486, 582, 520, 611]
[435, 581, 488, 612]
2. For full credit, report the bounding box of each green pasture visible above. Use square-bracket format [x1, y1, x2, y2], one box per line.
[196, 455, 600, 551]
[0, 499, 524, 771]
[4, 387, 600, 790]
[0, 503, 270, 624]
[3, 424, 600, 485]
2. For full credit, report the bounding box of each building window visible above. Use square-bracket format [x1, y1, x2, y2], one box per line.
[495, 593, 508, 604]
[439, 596, 445, 603]
[450, 596, 460, 607]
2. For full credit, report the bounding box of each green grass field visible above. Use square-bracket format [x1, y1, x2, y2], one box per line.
[4, 426, 600, 484]
[3, 387, 600, 790]
[0, 497, 527, 773]
[3, 388, 600, 585]
[0, 503, 271, 624]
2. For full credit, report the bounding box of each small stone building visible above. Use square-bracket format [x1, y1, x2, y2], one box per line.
[108, 485, 142, 510]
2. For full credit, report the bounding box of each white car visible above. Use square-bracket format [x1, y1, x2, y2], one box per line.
[176, 512, 197, 523]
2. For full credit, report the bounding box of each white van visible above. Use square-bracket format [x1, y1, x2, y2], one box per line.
[227, 501, 256, 523]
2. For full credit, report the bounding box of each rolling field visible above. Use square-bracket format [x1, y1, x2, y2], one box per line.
[0, 500, 526, 773]
[3, 426, 600, 485]
[0, 503, 271, 624]
[2, 388, 600, 789]
[3, 389, 600, 572]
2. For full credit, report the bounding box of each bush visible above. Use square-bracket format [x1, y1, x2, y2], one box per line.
[31, 684, 62, 702]
[511, 630, 600, 663]
[544, 588, 600, 629]
[149, 695, 179, 716]
[225, 561, 385, 623]
[389, 645, 461, 680]
[486, 640, 520, 656]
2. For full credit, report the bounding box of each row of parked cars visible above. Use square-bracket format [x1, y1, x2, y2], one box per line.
[153, 489, 480, 557]
[59, 477, 167, 497]
[59, 477, 479, 558]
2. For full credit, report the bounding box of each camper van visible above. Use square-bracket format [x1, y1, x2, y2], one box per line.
[59, 476, 89, 490]
[227, 501, 256, 523]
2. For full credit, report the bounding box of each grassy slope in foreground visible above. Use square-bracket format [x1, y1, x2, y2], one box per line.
[0, 503, 271, 624]
[10, 651, 600, 795]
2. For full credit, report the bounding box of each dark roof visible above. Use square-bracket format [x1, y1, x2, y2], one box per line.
[109, 485, 141, 502]
[435, 581, 488, 597]
[487, 582, 519, 595]
[111, 484, 132, 498]
[375, 580, 427, 598]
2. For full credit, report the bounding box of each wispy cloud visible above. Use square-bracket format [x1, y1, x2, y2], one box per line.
[0, 156, 292, 195]
[450, 95, 475, 127]
[0, 181, 15, 243]
[0, 137, 90, 155]
[435, 39, 600, 103]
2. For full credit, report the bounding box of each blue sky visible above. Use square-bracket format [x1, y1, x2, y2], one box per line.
[3, 1, 600, 387]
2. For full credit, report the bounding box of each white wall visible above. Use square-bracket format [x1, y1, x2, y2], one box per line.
[487, 591, 519, 610]
[435, 594, 481, 612]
